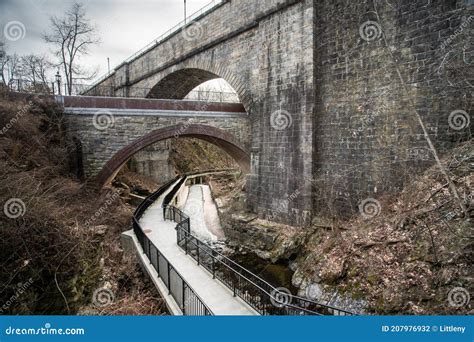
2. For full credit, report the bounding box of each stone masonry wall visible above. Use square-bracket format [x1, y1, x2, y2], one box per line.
[129, 141, 174, 184]
[313, 0, 473, 218]
[64, 113, 250, 181]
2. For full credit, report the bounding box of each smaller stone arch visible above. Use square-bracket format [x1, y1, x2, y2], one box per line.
[96, 124, 250, 188]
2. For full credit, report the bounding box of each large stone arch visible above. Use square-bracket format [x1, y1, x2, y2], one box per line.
[141, 60, 254, 113]
[96, 124, 250, 188]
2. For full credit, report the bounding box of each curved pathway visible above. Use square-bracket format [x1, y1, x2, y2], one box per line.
[138, 180, 256, 315]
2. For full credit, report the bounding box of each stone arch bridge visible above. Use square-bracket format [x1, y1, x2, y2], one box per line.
[62, 96, 250, 186]
[72, 0, 471, 226]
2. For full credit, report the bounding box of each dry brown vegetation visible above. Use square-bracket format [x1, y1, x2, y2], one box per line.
[0, 92, 166, 315]
[294, 141, 473, 314]
[170, 138, 238, 173]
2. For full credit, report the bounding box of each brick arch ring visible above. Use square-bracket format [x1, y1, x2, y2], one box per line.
[96, 124, 251, 189]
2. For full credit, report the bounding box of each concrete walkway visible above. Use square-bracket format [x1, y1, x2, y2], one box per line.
[139, 180, 257, 316]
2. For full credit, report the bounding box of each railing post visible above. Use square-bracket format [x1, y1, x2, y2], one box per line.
[157, 251, 160, 276]
[196, 239, 200, 266]
[148, 239, 152, 262]
[212, 250, 215, 279]
[184, 232, 188, 255]
[182, 278, 186, 315]
[167, 262, 171, 294]
[133, 174, 354, 317]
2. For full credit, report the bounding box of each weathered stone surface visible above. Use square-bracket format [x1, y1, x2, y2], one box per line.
[85, 0, 472, 225]
[223, 213, 306, 262]
[64, 112, 250, 186]
[128, 141, 174, 184]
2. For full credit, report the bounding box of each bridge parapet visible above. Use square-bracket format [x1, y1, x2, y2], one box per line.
[61, 95, 246, 113]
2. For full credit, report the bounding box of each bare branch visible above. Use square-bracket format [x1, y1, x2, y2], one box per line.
[43, 1, 100, 95]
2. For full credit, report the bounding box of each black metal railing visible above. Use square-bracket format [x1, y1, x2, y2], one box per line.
[132, 171, 354, 316]
[133, 177, 212, 316]
[161, 175, 354, 316]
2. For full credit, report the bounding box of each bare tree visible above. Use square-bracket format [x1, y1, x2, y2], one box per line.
[0, 41, 51, 92]
[44, 2, 99, 95]
[0, 41, 6, 85]
[18, 55, 53, 93]
[0, 52, 20, 87]
[20, 55, 52, 85]
[185, 79, 240, 102]
[0, 41, 5, 61]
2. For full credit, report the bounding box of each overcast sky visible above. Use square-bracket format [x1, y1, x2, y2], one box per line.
[0, 0, 212, 83]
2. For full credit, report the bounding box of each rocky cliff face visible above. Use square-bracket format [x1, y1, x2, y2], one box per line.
[223, 213, 305, 262]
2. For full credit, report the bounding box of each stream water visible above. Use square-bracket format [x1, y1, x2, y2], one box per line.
[230, 252, 298, 294]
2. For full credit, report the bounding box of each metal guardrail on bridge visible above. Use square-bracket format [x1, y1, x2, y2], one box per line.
[131, 169, 244, 315]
